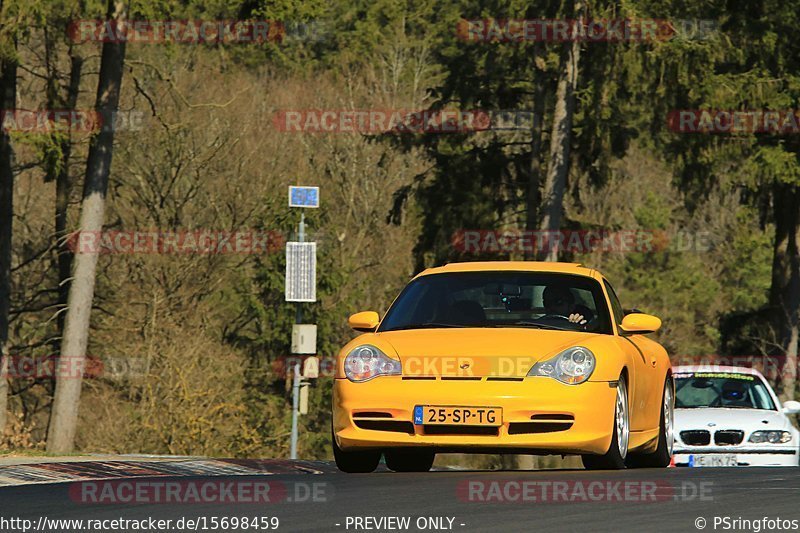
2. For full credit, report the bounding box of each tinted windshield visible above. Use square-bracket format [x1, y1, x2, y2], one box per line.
[675, 372, 776, 410]
[378, 272, 612, 334]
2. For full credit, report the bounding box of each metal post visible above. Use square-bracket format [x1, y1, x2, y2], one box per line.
[298, 212, 305, 243]
[290, 362, 300, 459]
[287, 188, 317, 461]
[295, 211, 304, 330]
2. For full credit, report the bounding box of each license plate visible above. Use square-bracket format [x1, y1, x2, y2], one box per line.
[689, 454, 738, 467]
[413, 405, 502, 426]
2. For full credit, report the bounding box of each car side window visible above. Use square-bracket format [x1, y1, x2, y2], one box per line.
[603, 280, 624, 326]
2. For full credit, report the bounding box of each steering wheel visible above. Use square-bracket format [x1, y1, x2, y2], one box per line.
[541, 314, 571, 321]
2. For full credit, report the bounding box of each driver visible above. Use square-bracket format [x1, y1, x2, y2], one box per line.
[542, 285, 589, 325]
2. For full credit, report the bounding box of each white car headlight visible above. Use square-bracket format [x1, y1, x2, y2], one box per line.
[527, 346, 596, 385]
[748, 430, 792, 444]
[344, 344, 401, 382]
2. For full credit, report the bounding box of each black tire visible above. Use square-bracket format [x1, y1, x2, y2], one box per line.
[332, 429, 381, 473]
[582, 375, 628, 470]
[385, 450, 435, 472]
[626, 376, 674, 468]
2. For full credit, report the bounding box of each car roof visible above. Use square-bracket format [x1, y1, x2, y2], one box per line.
[673, 365, 767, 379]
[415, 261, 597, 279]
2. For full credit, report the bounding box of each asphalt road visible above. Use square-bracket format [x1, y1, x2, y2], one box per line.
[1, 463, 799, 532]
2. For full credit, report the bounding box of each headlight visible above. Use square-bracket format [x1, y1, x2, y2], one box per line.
[748, 430, 792, 444]
[527, 346, 596, 385]
[344, 345, 401, 382]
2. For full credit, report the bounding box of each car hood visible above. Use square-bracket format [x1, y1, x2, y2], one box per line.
[675, 407, 791, 431]
[376, 328, 600, 377]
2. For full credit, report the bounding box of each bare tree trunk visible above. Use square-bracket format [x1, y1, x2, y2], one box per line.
[525, 43, 548, 260]
[45, 41, 84, 338]
[770, 183, 800, 400]
[55, 57, 83, 334]
[0, 49, 18, 437]
[537, 1, 582, 262]
[47, 0, 127, 454]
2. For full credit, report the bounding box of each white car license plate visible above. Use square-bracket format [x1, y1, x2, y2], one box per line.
[413, 405, 502, 426]
[690, 454, 738, 467]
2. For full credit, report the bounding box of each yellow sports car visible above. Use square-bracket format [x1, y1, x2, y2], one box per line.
[332, 262, 673, 472]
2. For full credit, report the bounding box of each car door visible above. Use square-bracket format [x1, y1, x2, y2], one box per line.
[603, 279, 657, 432]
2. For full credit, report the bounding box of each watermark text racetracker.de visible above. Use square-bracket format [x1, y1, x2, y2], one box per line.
[273, 109, 535, 134]
[1, 109, 145, 133]
[672, 355, 798, 382]
[271, 355, 799, 380]
[66, 229, 284, 255]
[70, 479, 330, 505]
[452, 229, 714, 255]
[4, 354, 145, 380]
[669, 109, 800, 135]
[0, 515, 280, 532]
[457, 18, 718, 43]
[459, 479, 713, 503]
[68, 19, 327, 44]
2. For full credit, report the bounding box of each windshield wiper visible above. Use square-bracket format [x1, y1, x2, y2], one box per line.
[509, 321, 573, 331]
[386, 321, 578, 331]
[386, 323, 469, 331]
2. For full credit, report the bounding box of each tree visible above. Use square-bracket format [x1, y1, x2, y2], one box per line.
[42, 11, 84, 340]
[635, 0, 800, 397]
[385, 0, 562, 269]
[0, 38, 18, 438]
[47, 0, 127, 453]
[769, 181, 799, 399]
[524, 42, 547, 249]
[537, 0, 583, 261]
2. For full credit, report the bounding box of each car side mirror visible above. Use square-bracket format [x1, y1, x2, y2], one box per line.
[348, 311, 380, 332]
[619, 313, 661, 334]
[782, 400, 800, 415]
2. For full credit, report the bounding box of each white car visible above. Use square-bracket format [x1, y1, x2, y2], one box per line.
[673, 365, 800, 467]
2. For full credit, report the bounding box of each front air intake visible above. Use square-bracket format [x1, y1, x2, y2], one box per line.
[714, 430, 744, 445]
[680, 430, 711, 446]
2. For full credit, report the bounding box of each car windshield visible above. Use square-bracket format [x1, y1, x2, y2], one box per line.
[674, 372, 776, 410]
[378, 271, 613, 334]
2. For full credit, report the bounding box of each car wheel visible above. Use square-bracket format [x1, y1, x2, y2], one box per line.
[332, 428, 381, 473]
[582, 374, 629, 470]
[626, 376, 674, 468]
[385, 450, 435, 472]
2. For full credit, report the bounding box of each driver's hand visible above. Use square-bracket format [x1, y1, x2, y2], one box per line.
[568, 313, 587, 325]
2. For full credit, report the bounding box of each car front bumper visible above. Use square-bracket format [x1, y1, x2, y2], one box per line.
[332, 376, 617, 455]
